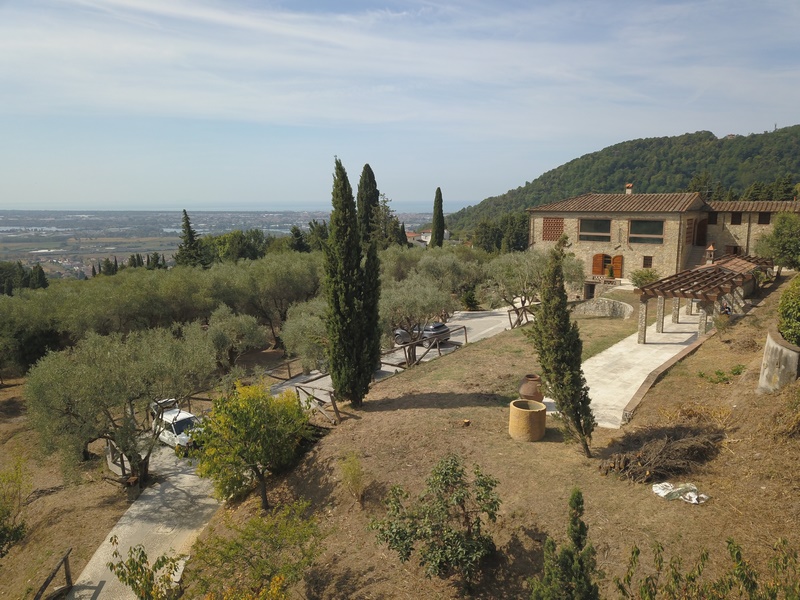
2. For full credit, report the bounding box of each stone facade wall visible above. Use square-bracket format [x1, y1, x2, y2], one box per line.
[706, 211, 774, 255]
[530, 211, 703, 278]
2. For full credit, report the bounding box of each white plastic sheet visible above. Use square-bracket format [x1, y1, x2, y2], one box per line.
[652, 482, 709, 504]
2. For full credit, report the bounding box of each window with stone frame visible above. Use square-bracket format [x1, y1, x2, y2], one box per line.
[541, 217, 564, 241]
[730, 212, 742, 225]
[708, 212, 718, 225]
[758, 212, 771, 225]
[643, 256, 653, 268]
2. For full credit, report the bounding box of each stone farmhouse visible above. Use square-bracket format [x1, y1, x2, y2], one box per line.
[527, 185, 800, 298]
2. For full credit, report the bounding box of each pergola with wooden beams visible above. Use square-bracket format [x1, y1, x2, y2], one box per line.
[634, 254, 773, 344]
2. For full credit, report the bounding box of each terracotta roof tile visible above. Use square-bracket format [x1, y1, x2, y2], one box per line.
[528, 192, 704, 213]
[706, 200, 800, 213]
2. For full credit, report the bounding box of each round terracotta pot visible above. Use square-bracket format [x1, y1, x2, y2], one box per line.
[508, 399, 546, 442]
[519, 374, 544, 403]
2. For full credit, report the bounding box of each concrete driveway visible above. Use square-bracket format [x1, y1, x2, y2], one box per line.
[67, 446, 219, 600]
[271, 307, 513, 398]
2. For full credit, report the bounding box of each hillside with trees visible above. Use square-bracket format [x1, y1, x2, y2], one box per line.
[448, 125, 800, 233]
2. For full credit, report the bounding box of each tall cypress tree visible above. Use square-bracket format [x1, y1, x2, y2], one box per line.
[324, 159, 371, 408]
[430, 187, 445, 247]
[357, 164, 382, 378]
[526, 236, 596, 457]
[174, 209, 203, 267]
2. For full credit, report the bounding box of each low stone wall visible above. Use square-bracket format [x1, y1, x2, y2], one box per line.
[571, 298, 633, 319]
[758, 329, 800, 393]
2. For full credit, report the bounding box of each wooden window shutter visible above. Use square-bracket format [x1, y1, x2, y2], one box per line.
[612, 255, 624, 278]
[592, 254, 605, 276]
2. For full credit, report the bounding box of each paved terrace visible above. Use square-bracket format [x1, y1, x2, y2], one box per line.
[543, 306, 703, 428]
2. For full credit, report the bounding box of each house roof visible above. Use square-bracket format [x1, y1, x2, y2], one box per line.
[528, 192, 704, 214]
[706, 200, 800, 213]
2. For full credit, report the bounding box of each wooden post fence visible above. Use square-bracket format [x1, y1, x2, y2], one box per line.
[34, 547, 73, 600]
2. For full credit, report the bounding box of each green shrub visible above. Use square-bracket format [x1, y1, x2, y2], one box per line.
[629, 268, 661, 289]
[107, 535, 183, 600]
[0, 460, 27, 559]
[190, 500, 321, 599]
[778, 276, 800, 346]
[529, 488, 599, 600]
[371, 454, 500, 588]
[340, 451, 367, 506]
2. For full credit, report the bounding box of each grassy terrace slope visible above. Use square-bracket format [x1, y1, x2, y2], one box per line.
[183, 279, 800, 599]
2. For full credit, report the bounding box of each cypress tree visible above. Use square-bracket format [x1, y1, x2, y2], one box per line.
[430, 187, 445, 247]
[398, 222, 408, 246]
[526, 236, 596, 457]
[4, 278, 12, 296]
[529, 489, 599, 600]
[324, 159, 371, 408]
[175, 209, 203, 267]
[91, 264, 97, 278]
[113, 256, 119, 274]
[30, 264, 48, 289]
[357, 164, 382, 378]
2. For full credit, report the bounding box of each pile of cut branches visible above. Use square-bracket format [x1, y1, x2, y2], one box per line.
[599, 426, 723, 483]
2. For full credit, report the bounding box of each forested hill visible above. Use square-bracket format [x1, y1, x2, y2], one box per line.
[448, 125, 800, 232]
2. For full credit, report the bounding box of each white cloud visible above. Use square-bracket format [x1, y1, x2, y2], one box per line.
[1, 0, 799, 210]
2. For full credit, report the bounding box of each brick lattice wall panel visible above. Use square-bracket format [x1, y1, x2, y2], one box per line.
[542, 217, 564, 241]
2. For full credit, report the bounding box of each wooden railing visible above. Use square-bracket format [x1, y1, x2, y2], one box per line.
[34, 547, 73, 600]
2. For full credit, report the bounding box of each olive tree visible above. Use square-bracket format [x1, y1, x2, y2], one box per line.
[281, 297, 328, 374]
[485, 250, 584, 326]
[26, 328, 217, 480]
[380, 274, 456, 343]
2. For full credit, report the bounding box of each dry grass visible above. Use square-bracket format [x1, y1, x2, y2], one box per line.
[4, 278, 800, 599]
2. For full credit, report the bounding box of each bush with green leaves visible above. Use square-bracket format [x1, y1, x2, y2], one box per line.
[194, 385, 311, 510]
[339, 451, 367, 506]
[190, 500, 321, 599]
[629, 268, 662, 289]
[614, 538, 800, 599]
[107, 535, 184, 600]
[0, 460, 27, 559]
[371, 454, 500, 588]
[778, 275, 800, 346]
[529, 488, 599, 600]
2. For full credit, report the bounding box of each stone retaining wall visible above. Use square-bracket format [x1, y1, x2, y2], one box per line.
[758, 329, 800, 393]
[571, 297, 634, 319]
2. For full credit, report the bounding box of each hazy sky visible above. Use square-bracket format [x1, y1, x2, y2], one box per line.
[2, 1, 798, 213]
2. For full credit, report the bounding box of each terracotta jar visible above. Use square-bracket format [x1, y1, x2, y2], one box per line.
[519, 374, 544, 403]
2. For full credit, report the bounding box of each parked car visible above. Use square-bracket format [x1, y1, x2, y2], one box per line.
[150, 399, 202, 454]
[394, 322, 451, 348]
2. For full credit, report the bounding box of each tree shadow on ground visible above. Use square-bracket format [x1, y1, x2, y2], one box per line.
[363, 392, 515, 413]
[304, 560, 389, 600]
[470, 525, 547, 599]
[0, 395, 25, 418]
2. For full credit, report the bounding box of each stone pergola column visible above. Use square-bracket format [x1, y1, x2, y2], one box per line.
[697, 300, 713, 334]
[732, 287, 745, 313]
[686, 298, 694, 315]
[671, 297, 681, 323]
[656, 296, 665, 333]
[638, 297, 649, 344]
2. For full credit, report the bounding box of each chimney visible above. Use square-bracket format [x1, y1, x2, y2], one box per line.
[705, 244, 715, 265]
[625, 183, 633, 195]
